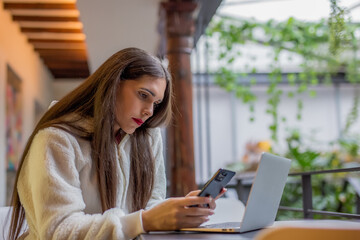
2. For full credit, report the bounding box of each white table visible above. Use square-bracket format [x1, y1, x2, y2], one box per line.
[138, 220, 360, 240]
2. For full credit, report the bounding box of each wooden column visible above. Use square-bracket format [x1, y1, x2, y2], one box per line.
[162, 1, 198, 197]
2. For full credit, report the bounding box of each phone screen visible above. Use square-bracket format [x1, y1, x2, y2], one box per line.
[198, 168, 236, 198]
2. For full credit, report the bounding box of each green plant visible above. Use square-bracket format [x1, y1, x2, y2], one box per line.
[276, 128, 359, 220]
[328, 0, 348, 56]
[284, 128, 321, 171]
[206, 0, 360, 142]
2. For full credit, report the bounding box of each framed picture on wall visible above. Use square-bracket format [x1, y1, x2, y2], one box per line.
[6, 65, 23, 204]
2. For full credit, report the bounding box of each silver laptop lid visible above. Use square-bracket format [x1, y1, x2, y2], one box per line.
[240, 152, 291, 232]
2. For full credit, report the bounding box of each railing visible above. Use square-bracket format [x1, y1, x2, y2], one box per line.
[233, 167, 360, 220]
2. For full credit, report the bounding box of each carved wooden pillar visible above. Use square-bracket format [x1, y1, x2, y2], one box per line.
[162, 1, 198, 197]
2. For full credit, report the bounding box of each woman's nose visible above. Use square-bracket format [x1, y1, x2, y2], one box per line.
[142, 104, 153, 117]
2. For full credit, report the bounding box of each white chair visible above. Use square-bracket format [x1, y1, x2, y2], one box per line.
[0, 206, 28, 240]
[0, 206, 12, 240]
[255, 225, 360, 240]
[206, 197, 245, 225]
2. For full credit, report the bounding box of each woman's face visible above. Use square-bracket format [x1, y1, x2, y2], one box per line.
[114, 75, 166, 134]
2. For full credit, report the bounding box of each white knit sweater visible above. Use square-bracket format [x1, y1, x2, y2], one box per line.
[17, 125, 166, 240]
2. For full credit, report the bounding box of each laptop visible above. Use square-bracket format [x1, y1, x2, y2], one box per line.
[181, 152, 291, 233]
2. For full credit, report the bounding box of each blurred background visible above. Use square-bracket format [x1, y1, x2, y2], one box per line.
[1, 0, 359, 220]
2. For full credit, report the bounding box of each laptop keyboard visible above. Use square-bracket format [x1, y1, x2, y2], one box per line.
[201, 222, 242, 229]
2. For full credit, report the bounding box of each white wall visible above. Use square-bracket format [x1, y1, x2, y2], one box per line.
[52, 79, 83, 101]
[0, 3, 54, 206]
[77, 0, 162, 72]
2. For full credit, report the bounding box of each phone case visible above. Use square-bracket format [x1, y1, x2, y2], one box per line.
[198, 168, 236, 198]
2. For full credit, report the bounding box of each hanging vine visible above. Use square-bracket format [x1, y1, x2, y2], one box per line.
[206, 0, 360, 142]
[329, 0, 348, 56]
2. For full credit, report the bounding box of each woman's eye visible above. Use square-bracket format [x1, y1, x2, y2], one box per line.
[139, 92, 147, 99]
[154, 101, 162, 109]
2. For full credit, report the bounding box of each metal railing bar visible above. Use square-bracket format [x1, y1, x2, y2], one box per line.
[302, 174, 313, 219]
[288, 167, 360, 177]
[308, 209, 360, 219]
[278, 206, 304, 212]
[235, 167, 360, 219]
[278, 206, 360, 219]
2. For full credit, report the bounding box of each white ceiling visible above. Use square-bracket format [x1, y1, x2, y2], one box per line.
[219, 0, 360, 22]
[77, 0, 163, 73]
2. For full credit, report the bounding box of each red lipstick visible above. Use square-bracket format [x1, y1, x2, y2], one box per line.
[132, 118, 144, 126]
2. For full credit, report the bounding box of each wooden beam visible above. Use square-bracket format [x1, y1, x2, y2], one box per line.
[29, 38, 83, 43]
[24, 32, 86, 40]
[9, 9, 79, 17]
[36, 49, 88, 63]
[13, 15, 78, 21]
[4, 3, 77, 10]
[33, 41, 86, 49]
[3, 0, 76, 3]
[3, 0, 89, 79]
[42, 56, 87, 62]
[43, 57, 87, 62]
[21, 28, 82, 33]
[33, 49, 86, 60]
[18, 21, 82, 28]
[43, 61, 88, 69]
[41, 55, 88, 62]
[19, 21, 83, 33]
[50, 69, 89, 78]
[36, 48, 87, 57]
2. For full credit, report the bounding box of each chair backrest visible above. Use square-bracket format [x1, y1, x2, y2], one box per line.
[255, 225, 360, 240]
[0, 206, 28, 240]
[0, 206, 12, 240]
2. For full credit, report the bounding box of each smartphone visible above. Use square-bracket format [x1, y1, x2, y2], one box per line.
[198, 168, 236, 198]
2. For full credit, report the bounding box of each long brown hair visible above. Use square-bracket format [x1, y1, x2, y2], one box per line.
[8, 47, 172, 239]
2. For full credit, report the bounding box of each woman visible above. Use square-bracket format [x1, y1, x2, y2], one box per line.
[8, 48, 219, 240]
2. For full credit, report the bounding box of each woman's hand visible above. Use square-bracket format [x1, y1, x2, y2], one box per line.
[186, 188, 227, 209]
[142, 196, 214, 231]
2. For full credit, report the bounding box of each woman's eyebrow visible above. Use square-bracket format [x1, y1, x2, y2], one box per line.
[140, 88, 155, 97]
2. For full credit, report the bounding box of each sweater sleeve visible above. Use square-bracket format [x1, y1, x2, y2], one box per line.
[17, 128, 143, 240]
[145, 128, 167, 209]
